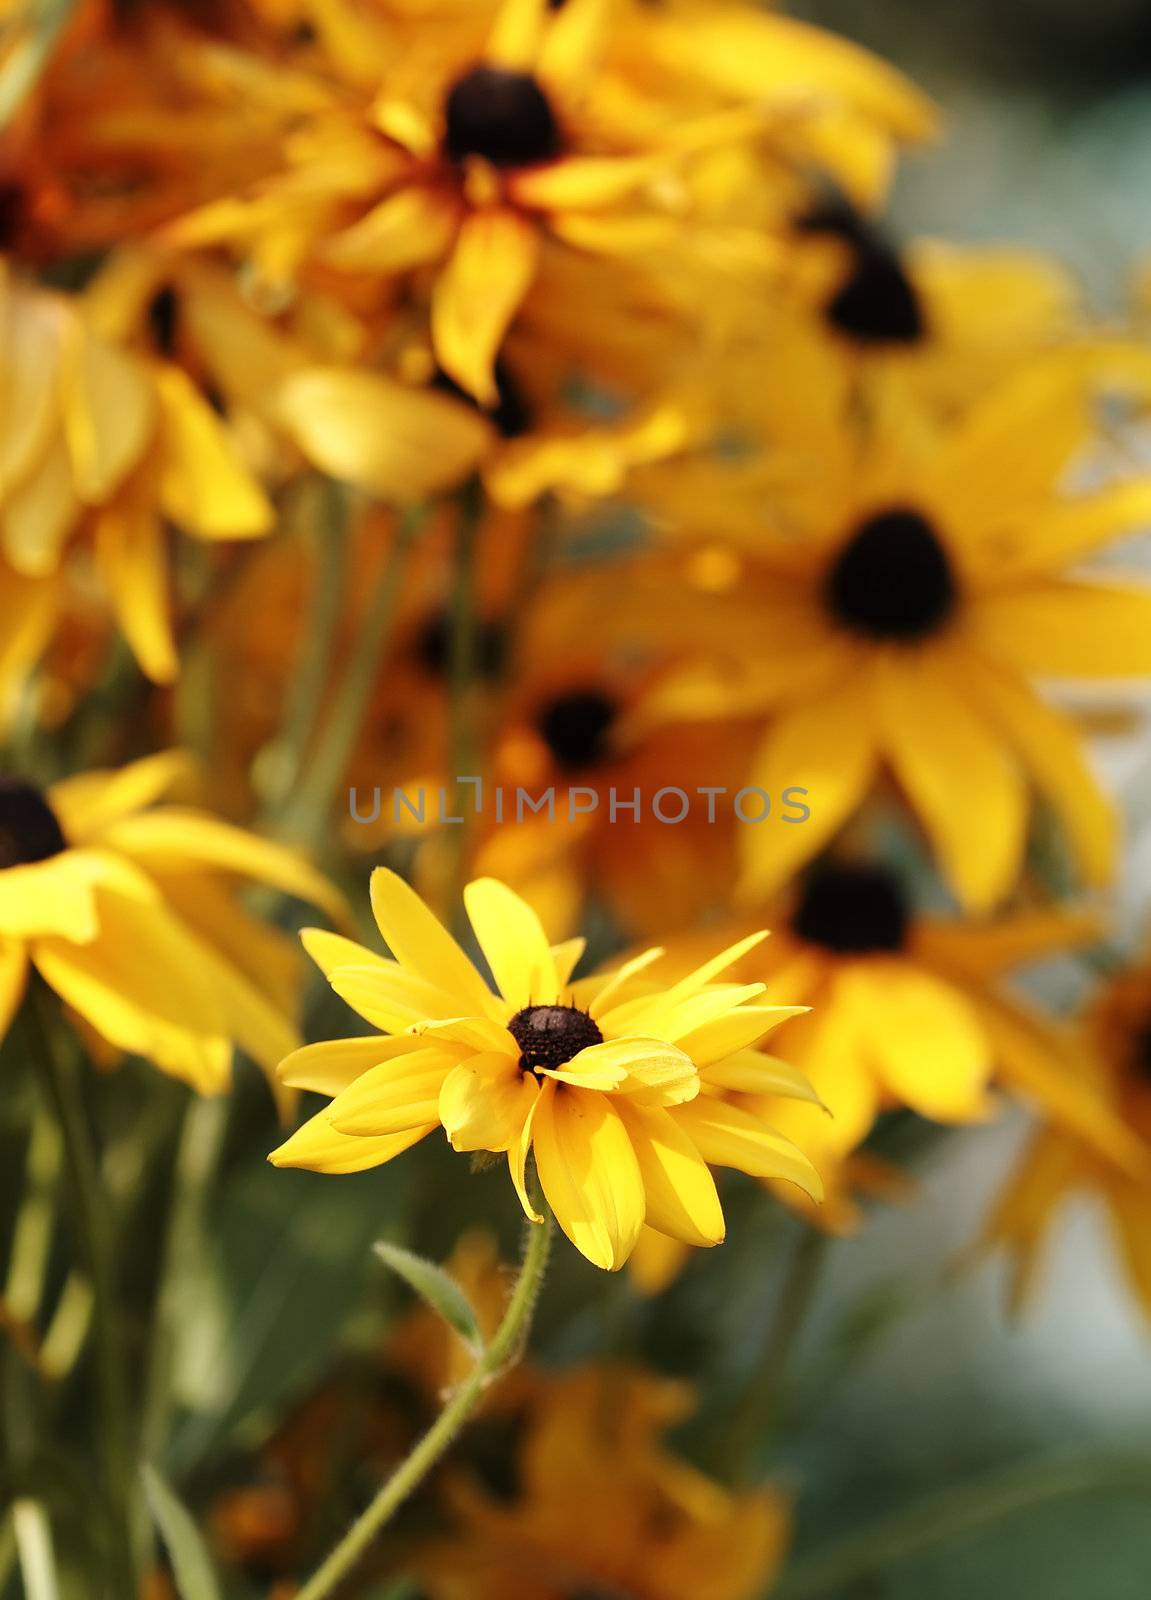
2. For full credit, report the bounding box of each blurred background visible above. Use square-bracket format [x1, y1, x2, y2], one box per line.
[778, 3, 1151, 1593]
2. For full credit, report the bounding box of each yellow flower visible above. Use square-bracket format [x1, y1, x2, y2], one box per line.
[0, 752, 344, 1093]
[270, 868, 821, 1270]
[417, 1364, 791, 1600]
[981, 950, 1151, 1322]
[637, 360, 1151, 909]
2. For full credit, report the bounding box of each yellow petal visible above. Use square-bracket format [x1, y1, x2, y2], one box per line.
[874, 649, 1027, 912]
[0, 275, 61, 498]
[102, 809, 347, 925]
[0, 936, 28, 1039]
[32, 890, 234, 1092]
[91, 496, 179, 685]
[300, 927, 386, 978]
[971, 581, 1151, 678]
[48, 753, 190, 842]
[153, 365, 273, 539]
[60, 322, 155, 505]
[464, 876, 558, 1008]
[272, 366, 491, 501]
[532, 1083, 645, 1270]
[738, 674, 878, 899]
[277, 1035, 398, 1095]
[269, 1111, 433, 1173]
[439, 1053, 538, 1151]
[323, 186, 459, 273]
[614, 1100, 725, 1249]
[677, 1097, 823, 1202]
[327, 1047, 457, 1135]
[432, 208, 540, 406]
[486, 0, 549, 68]
[328, 962, 474, 1033]
[838, 962, 994, 1124]
[676, 1006, 809, 1066]
[574, 1037, 699, 1105]
[369, 867, 498, 1018]
[702, 1050, 823, 1104]
[1, 431, 79, 577]
[955, 652, 1116, 888]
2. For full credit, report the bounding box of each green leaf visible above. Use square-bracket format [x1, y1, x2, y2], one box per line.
[373, 1240, 484, 1354]
[141, 1465, 223, 1600]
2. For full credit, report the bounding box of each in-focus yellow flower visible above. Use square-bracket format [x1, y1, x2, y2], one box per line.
[982, 948, 1151, 1322]
[417, 1364, 791, 1600]
[271, 868, 821, 1270]
[0, 753, 343, 1092]
[637, 360, 1151, 909]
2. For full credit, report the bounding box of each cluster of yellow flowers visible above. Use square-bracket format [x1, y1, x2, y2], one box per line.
[5, 1, 1151, 1596]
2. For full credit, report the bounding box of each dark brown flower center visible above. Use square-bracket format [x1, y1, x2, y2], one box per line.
[1132, 1020, 1151, 1084]
[825, 508, 956, 641]
[0, 779, 68, 870]
[536, 689, 617, 772]
[799, 195, 925, 345]
[432, 359, 533, 438]
[792, 864, 909, 955]
[508, 1004, 603, 1074]
[444, 66, 561, 168]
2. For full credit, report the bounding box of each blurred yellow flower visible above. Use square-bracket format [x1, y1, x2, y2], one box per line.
[417, 1364, 791, 1600]
[270, 868, 821, 1270]
[0, 752, 343, 1092]
[638, 361, 1151, 909]
[982, 948, 1151, 1321]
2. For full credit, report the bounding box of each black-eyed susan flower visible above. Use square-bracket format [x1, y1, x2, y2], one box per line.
[0, 752, 344, 1092]
[416, 1363, 791, 1600]
[637, 361, 1151, 910]
[981, 946, 1151, 1322]
[271, 869, 821, 1271]
[637, 861, 1146, 1180]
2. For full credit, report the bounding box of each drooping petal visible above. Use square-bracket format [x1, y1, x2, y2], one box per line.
[60, 323, 155, 505]
[439, 1053, 538, 1151]
[677, 1097, 823, 1202]
[702, 1050, 823, 1104]
[874, 648, 1027, 912]
[838, 962, 994, 1124]
[675, 1005, 809, 1066]
[738, 673, 879, 899]
[0, 936, 28, 1039]
[432, 209, 540, 406]
[614, 1100, 725, 1249]
[153, 364, 274, 539]
[91, 494, 178, 685]
[532, 1084, 646, 1270]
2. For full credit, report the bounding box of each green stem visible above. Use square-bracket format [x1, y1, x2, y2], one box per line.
[141, 1094, 229, 1464]
[774, 1453, 1151, 1599]
[725, 1228, 828, 1484]
[294, 1208, 554, 1600]
[261, 480, 352, 818]
[446, 483, 483, 935]
[23, 984, 138, 1597]
[279, 503, 425, 849]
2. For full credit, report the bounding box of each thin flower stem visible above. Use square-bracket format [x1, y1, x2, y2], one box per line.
[445, 481, 483, 934]
[294, 1207, 554, 1600]
[279, 502, 426, 848]
[23, 983, 139, 1598]
[141, 1093, 230, 1463]
[774, 1453, 1151, 1599]
[725, 1228, 829, 1484]
[261, 480, 352, 817]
